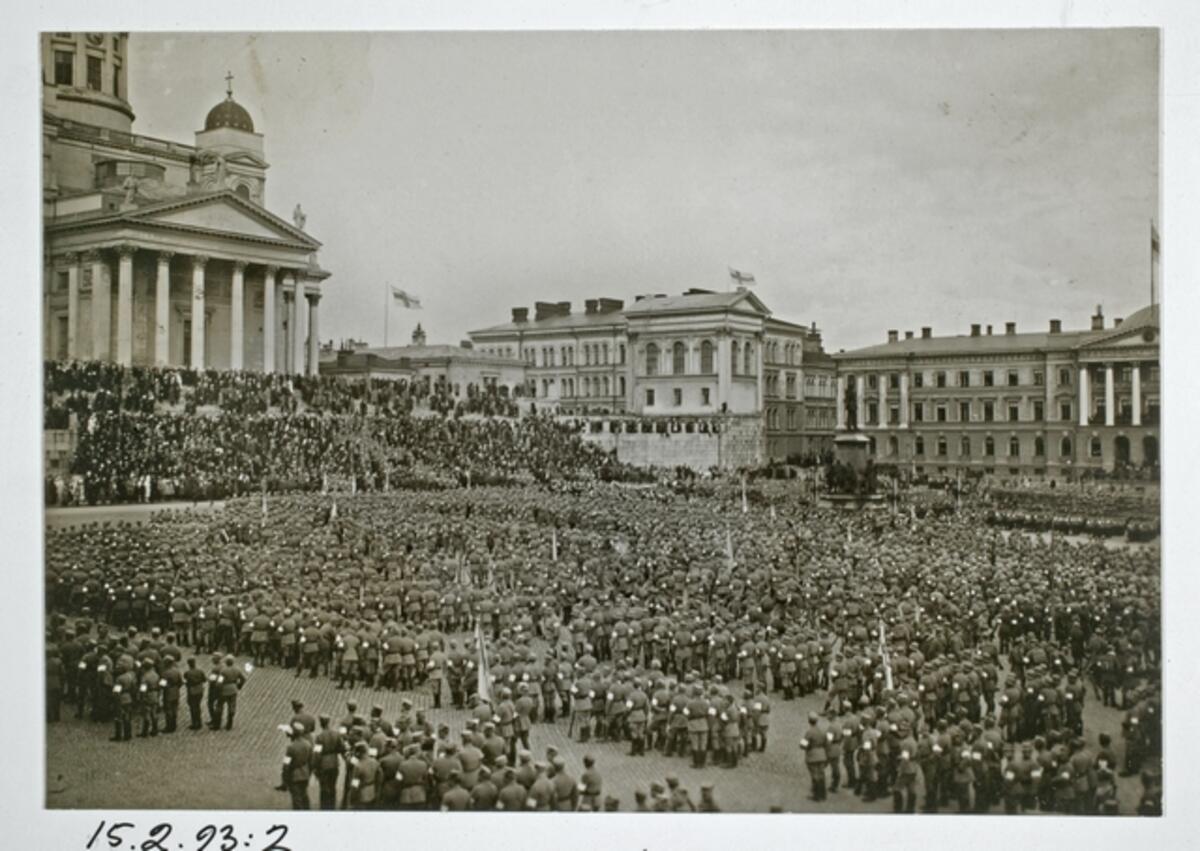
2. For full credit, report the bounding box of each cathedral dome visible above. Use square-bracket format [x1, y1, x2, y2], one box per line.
[204, 96, 254, 132]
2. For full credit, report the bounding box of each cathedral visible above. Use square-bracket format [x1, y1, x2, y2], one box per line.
[41, 32, 329, 374]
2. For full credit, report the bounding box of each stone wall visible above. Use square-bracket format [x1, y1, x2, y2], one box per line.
[575, 415, 764, 471]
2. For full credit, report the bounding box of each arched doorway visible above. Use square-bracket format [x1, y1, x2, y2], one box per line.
[1114, 435, 1131, 466]
[1143, 434, 1159, 466]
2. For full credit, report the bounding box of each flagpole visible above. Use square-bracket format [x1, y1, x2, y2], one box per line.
[384, 283, 389, 347]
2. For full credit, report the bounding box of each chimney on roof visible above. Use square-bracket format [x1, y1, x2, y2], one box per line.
[459, 339, 473, 349]
[411, 323, 426, 346]
[1114, 317, 1123, 327]
[921, 327, 932, 339]
[887, 329, 899, 344]
[597, 297, 624, 313]
[584, 299, 598, 315]
[986, 324, 993, 336]
[904, 330, 914, 340]
[1091, 304, 1104, 331]
[970, 323, 981, 337]
[511, 307, 528, 323]
[1049, 319, 1061, 334]
[556, 301, 571, 315]
[1005, 321, 1016, 335]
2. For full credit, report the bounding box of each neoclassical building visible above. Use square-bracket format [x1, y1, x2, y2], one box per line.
[832, 303, 1161, 477]
[41, 32, 330, 375]
[468, 288, 837, 463]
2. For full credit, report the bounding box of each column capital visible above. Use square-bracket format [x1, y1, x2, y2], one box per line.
[57, 251, 79, 266]
[116, 242, 137, 259]
[231, 260, 248, 273]
[192, 254, 210, 269]
[157, 250, 175, 263]
[263, 264, 279, 276]
[82, 249, 103, 264]
[306, 291, 322, 305]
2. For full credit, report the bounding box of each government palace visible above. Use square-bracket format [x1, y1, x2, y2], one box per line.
[41, 32, 1160, 477]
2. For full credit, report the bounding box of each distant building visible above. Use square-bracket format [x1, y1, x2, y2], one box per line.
[468, 288, 836, 466]
[832, 303, 1160, 478]
[42, 32, 330, 374]
[321, 324, 527, 396]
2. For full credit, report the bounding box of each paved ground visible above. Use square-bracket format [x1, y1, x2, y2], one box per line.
[45, 639, 1148, 814]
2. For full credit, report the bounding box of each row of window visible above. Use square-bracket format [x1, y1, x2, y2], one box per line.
[857, 364, 1159, 391]
[865, 397, 1159, 426]
[53, 50, 121, 97]
[899, 434, 1101, 459]
[765, 407, 836, 431]
[644, 387, 712, 408]
[540, 375, 628, 399]
[520, 342, 627, 369]
[763, 339, 806, 367]
[643, 340, 756, 377]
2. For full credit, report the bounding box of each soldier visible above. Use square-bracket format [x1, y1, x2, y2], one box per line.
[698, 782, 720, 813]
[279, 722, 313, 810]
[686, 684, 710, 769]
[137, 659, 161, 738]
[290, 699, 316, 736]
[497, 768, 527, 811]
[626, 679, 649, 756]
[181, 657, 206, 730]
[46, 648, 63, 723]
[348, 741, 382, 810]
[801, 712, 829, 801]
[312, 715, 343, 810]
[159, 656, 183, 734]
[514, 683, 536, 752]
[205, 652, 222, 728]
[110, 660, 135, 742]
[570, 672, 593, 742]
[214, 655, 246, 731]
[428, 644, 447, 708]
[578, 755, 602, 812]
[667, 774, 695, 812]
[398, 744, 430, 811]
[551, 757, 578, 812]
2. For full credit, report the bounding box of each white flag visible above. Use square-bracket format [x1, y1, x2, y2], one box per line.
[391, 287, 423, 309]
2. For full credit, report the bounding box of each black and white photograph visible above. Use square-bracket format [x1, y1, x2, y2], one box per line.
[23, 11, 1186, 835]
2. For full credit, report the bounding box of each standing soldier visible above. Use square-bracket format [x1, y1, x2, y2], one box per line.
[686, 684, 710, 769]
[182, 657, 206, 730]
[800, 712, 828, 801]
[110, 660, 136, 742]
[578, 755, 602, 811]
[281, 722, 313, 810]
[571, 672, 593, 742]
[205, 652, 222, 728]
[312, 715, 343, 811]
[215, 655, 246, 731]
[625, 679, 649, 756]
[348, 741, 382, 810]
[514, 683, 536, 753]
[159, 656, 183, 734]
[137, 659, 161, 738]
[169, 593, 192, 647]
[428, 644, 447, 709]
[300, 621, 321, 678]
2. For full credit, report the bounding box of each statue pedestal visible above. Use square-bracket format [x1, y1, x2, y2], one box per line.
[833, 432, 871, 475]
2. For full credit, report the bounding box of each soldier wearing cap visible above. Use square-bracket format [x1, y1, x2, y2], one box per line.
[136, 657, 161, 737]
[159, 656, 183, 734]
[698, 782, 720, 813]
[213, 655, 246, 731]
[279, 721, 313, 810]
[205, 652, 223, 728]
[666, 774, 695, 812]
[625, 679, 649, 756]
[313, 714, 343, 810]
[348, 741, 382, 810]
[685, 684, 710, 768]
[109, 658, 136, 742]
[570, 671, 593, 742]
[800, 711, 828, 801]
[442, 770, 472, 811]
[398, 744, 430, 810]
[578, 755, 602, 811]
[551, 757, 578, 812]
[514, 683, 536, 752]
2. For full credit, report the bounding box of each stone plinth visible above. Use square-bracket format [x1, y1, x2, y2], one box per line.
[833, 432, 871, 475]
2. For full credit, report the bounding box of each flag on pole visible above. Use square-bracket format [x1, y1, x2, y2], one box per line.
[879, 619, 894, 691]
[741, 475, 748, 514]
[728, 267, 756, 287]
[391, 287, 423, 309]
[725, 528, 735, 567]
[474, 620, 493, 703]
[770, 504, 777, 521]
[551, 527, 559, 562]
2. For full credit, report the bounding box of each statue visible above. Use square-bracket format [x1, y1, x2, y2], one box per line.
[293, 203, 307, 230]
[121, 175, 138, 204]
[844, 378, 858, 431]
[214, 154, 228, 187]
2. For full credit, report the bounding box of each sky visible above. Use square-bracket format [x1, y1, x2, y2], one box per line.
[129, 29, 1159, 352]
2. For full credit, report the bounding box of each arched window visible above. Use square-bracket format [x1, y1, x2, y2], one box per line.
[960, 436, 971, 457]
[645, 343, 660, 376]
[731, 341, 740, 375]
[984, 437, 995, 456]
[1034, 436, 1045, 457]
[672, 341, 687, 375]
[235, 183, 251, 201]
[914, 436, 925, 455]
[618, 376, 626, 397]
[1060, 437, 1072, 457]
[744, 342, 753, 375]
[888, 436, 898, 456]
[1009, 436, 1020, 457]
[700, 340, 714, 374]
[937, 437, 948, 456]
[602, 376, 610, 396]
[1090, 437, 1103, 458]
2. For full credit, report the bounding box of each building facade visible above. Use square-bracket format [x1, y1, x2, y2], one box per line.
[42, 32, 330, 375]
[468, 288, 836, 464]
[320, 325, 528, 396]
[832, 304, 1160, 478]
